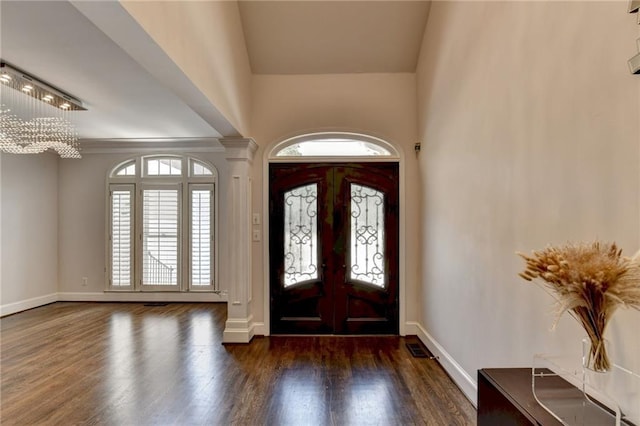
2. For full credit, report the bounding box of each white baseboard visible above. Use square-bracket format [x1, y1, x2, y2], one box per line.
[223, 315, 255, 343]
[1, 292, 227, 317]
[57, 292, 227, 303]
[406, 321, 478, 407]
[252, 321, 266, 336]
[1, 293, 57, 317]
[404, 321, 420, 336]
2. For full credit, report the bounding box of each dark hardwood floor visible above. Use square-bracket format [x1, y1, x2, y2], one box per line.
[1, 302, 476, 425]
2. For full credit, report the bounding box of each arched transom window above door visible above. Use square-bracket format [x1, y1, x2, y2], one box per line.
[270, 133, 400, 160]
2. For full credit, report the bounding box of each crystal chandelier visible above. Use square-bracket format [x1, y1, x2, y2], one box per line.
[0, 62, 85, 158]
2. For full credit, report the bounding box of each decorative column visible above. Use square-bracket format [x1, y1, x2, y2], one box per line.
[220, 138, 258, 343]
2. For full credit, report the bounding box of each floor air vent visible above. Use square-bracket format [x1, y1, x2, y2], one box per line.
[406, 342, 437, 359]
[144, 303, 168, 307]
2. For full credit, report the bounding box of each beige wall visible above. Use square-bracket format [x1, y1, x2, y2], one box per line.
[57, 154, 109, 294]
[250, 73, 421, 332]
[0, 153, 59, 312]
[417, 0, 640, 410]
[121, 0, 252, 136]
[4, 1, 639, 415]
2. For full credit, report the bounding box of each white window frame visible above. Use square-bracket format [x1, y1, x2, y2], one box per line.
[105, 155, 218, 293]
[188, 183, 216, 292]
[144, 155, 184, 177]
[190, 159, 215, 177]
[108, 184, 135, 291]
[110, 158, 138, 178]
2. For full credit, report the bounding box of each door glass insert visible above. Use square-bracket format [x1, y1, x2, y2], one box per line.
[143, 189, 179, 286]
[284, 183, 318, 287]
[350, 184, 385, 286]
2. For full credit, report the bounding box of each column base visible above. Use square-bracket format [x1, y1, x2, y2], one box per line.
[222, 315, 255, 343]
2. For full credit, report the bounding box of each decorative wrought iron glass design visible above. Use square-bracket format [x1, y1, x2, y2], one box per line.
[350, 184, 385, 286]
[284, 183, 318, 286]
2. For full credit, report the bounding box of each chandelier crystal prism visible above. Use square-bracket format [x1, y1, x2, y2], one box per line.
[0, 61, 85, 158]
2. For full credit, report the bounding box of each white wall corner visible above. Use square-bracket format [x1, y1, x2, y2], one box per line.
[0, 293, 57, 317]
[223, 315, 255, 343]
[407, 321, 478, 407]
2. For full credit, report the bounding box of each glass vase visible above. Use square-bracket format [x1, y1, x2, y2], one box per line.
[582, 337, 611, 373]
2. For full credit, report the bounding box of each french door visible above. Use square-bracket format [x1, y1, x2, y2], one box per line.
[269, 163, 399, 334]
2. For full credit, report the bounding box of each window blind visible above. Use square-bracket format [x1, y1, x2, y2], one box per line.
[142, 189, 179, 286]
[111, 188, 133, 287]
[191, 188, 212, 287]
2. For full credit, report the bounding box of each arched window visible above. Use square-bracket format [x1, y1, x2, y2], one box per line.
[112, 159, 136, 176]
[271, 133, 399, 159]
[107, 155, 217, 292]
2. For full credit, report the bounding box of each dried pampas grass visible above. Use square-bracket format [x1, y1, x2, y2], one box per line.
[517, 242, 640, 372]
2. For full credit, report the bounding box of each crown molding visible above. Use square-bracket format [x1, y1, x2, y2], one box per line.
[220, 137, 259, 162]
[78, 138, 225, 154]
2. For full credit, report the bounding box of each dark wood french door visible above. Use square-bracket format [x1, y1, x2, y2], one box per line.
[269, 163, 399, 334]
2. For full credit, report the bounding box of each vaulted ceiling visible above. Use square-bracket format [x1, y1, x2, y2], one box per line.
[238, 1, 431, 74]
[1, 1, 222, 141]
[0, 1, 431, 142]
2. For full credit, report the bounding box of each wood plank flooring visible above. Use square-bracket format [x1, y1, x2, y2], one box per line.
[1, 302, 476, 425]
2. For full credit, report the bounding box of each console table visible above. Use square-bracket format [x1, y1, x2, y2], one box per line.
[478, 368, 630, 425]
[478, 368, 561, 425]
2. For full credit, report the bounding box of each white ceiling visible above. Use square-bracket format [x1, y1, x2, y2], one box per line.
[238, 1, 431, 74]
[0, 1, 431, 143]
[0, 1, 222, 142]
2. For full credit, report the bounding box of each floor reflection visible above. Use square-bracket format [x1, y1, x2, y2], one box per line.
[107, 312, 138, 425]
[1, 304, 476, 426]
[185, 311, 222, 421]
[271, 368, 328, 425]
[346, 375, 393, 425]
